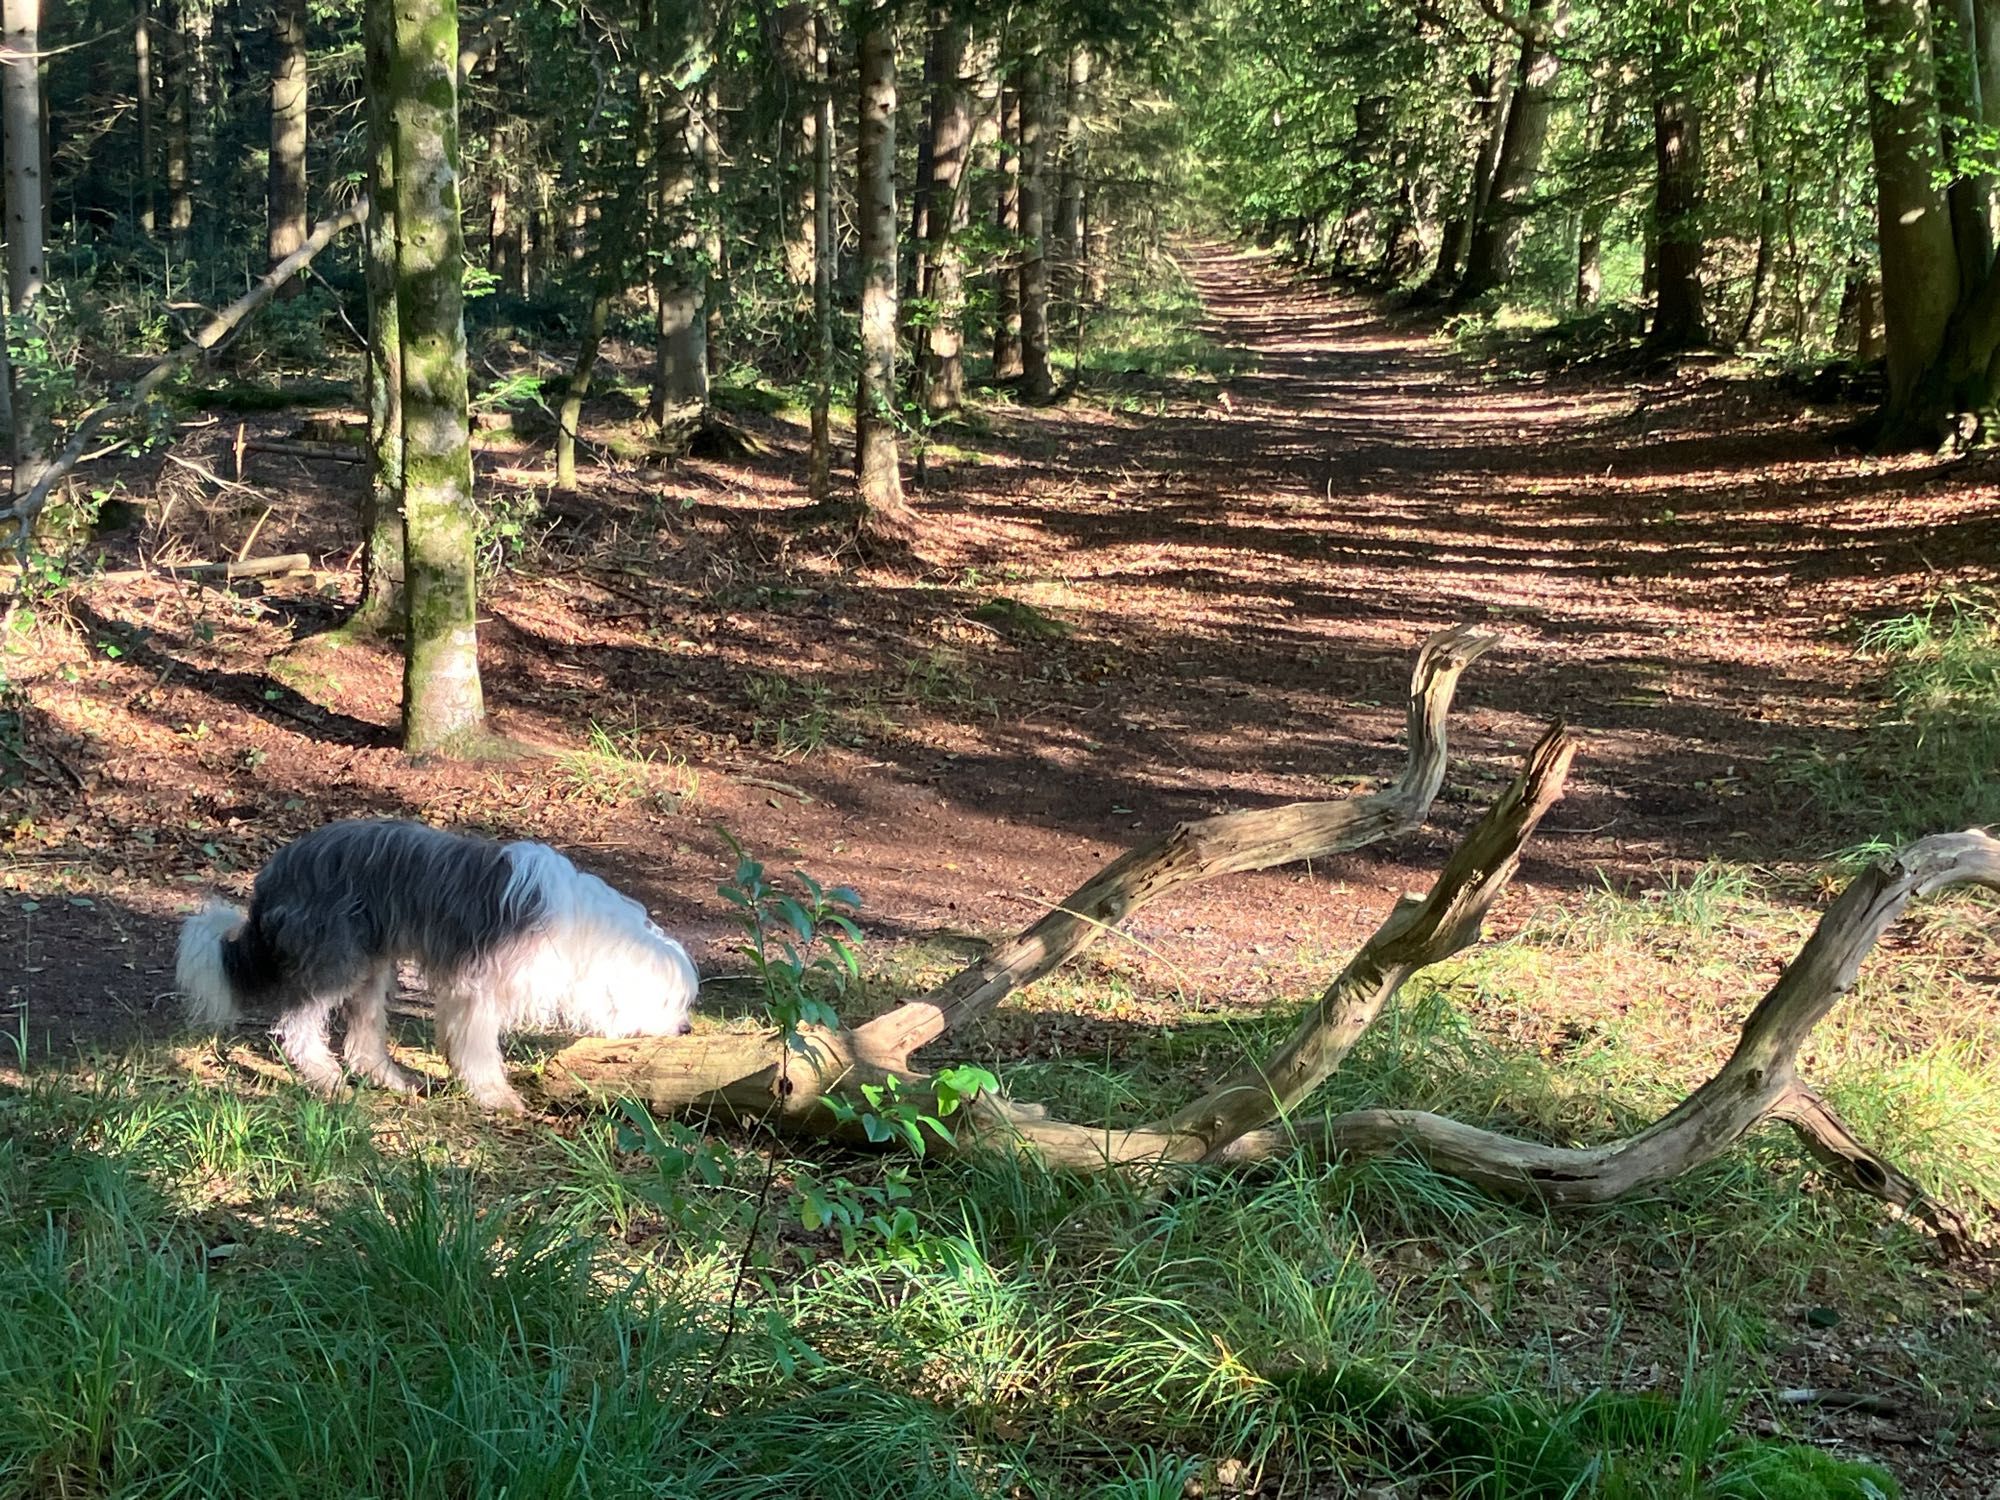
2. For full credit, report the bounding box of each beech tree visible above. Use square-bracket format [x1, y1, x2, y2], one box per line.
[384, 0, 488, 753]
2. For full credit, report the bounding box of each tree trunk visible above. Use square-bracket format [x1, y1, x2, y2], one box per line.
[905, 19, 939, 326]
[1456, 1, 1561, 302]
[386, 0, 487, 755]
[355, 0, 403, 635]
[1050, 45, 1089, 314]
[1426, 50, 1512, 294]
[808, 6, 835, 503]
[650, 2, 709, 430]
[917, 14, 972, 415]
[1979, 0, 2000, 241]
[702, 74, 724, 374]
[163, 0, 192, 238]
[267, 0, 308, 273]
[1645, 60, 1709, 352]
[1018, 56, 1053, 400]
[854, 0, 910, 529]
[136, 0, 156, 234]
[1940, 0, 1994, 299]
[776, 2, 816, 297]
[1860, 0, 1960, 432]
[4, 0, 48, 512]
[992, 79, 1022, 379]
[1739, 58, 1776, 343]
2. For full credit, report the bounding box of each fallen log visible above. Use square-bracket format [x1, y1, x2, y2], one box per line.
[95, 552, 314, 585]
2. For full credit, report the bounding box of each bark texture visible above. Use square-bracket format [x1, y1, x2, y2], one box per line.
[267, 0, 309, 270]
[1861, 0, 1960, 428]
[387, 0, 487, 754]
[992, 82, 1023, 379]
[916, 16, 973, 415]
[1645, 79, 1708, 351]
[854, 0, 910, 529]
[357, 0, 404, 635]
[1017, 55, 1053, 401]
[3, 0, 48, 510]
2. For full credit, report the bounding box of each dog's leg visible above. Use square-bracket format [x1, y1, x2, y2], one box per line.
[434, 990, 528, 1113]
[341, 965, 419, 1093]
[270, 996, 348, 1096]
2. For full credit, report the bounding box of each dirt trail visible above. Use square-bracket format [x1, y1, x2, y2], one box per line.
[4, 243, 1992, 1054]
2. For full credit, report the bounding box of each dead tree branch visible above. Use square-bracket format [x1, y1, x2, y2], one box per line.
[2, 200, 370, 557]
[540, 624, 1993, 1253]
[851, 622, 1500, 1067]
[544, 624, 1498, 1116]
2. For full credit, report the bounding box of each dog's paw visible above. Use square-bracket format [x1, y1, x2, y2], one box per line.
[466, 1080, 530, 1114]
[364, 1063, 422, 1094]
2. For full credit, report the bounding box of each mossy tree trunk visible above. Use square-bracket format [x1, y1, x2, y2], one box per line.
[267, 0, 309, 276]
[385, 0, 487, 754]
[355, 0, 403, 633]
[854, 0, 912, 531]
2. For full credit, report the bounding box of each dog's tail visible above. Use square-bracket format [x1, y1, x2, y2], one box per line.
[174, 900, 268, 1026]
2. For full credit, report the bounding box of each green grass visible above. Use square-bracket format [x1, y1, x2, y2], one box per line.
[1, 833, 1989, 1497]
[1774, 589, 2000, 858]
[553, 719, 701, 811]
[1068, 254, 1252, 385]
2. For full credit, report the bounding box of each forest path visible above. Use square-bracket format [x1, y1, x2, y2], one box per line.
[880, 240, 1961, 881]
[4, 242, 1987, 1057]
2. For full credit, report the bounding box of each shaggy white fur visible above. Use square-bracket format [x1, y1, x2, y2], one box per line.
[174, 820, 698, 1111]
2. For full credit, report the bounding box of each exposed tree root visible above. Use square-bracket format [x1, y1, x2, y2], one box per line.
[540, 625, 1996, 1254]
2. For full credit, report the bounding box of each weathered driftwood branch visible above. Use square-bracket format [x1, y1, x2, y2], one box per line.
[1083, 831, 1998, 1255]
[957, 722, 1576, 1168]
[543, 624, 1498, 1113]
[2, 200, 370, 555]
[851, 621, 1500, 1066]
[542, 619, 1992, 1251]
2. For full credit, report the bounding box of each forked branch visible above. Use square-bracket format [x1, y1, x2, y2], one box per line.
[545, 624, 1498, 1108]
[852, 622, 1500, 1065]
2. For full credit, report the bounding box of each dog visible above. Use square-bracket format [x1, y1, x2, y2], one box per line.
[175, 818, 698, 1111]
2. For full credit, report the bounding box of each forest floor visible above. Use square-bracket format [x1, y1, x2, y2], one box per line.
[3, 242, 1998, 1495]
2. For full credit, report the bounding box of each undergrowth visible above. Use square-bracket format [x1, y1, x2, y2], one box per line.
[1773, 589, 2000, 858]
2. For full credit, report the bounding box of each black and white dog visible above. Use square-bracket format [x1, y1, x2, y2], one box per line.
[175, 819, 698, 1111]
